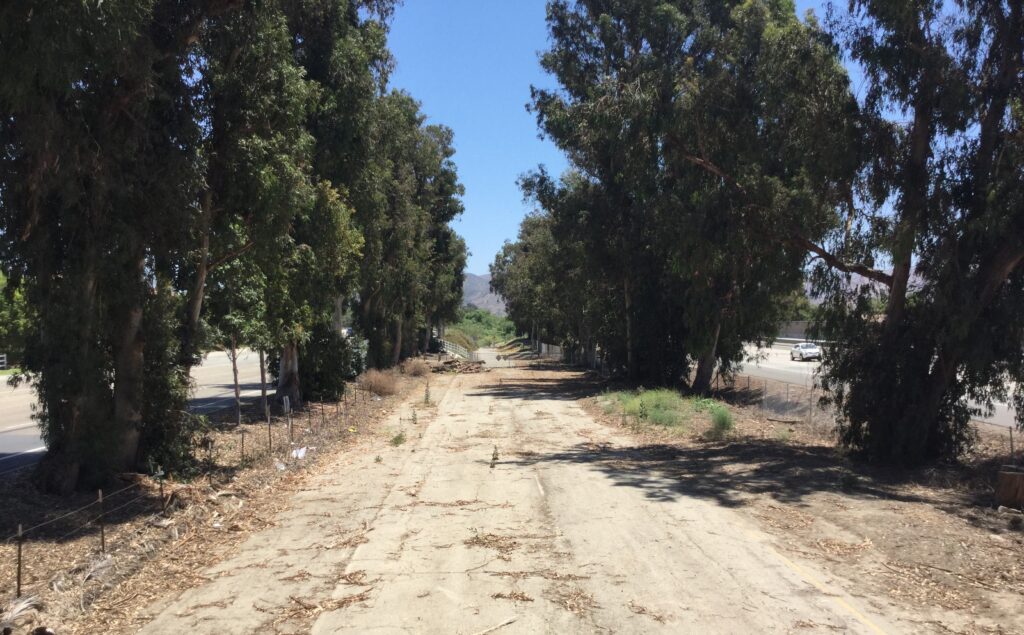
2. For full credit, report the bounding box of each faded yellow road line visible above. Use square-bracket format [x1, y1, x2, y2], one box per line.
[744, 529, 887, 635]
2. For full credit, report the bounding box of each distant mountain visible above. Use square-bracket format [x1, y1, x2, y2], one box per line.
[463, 273, 506, 316]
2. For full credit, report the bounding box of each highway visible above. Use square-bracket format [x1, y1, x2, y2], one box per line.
[0, 350, 265, 477]
[739, 343, 1018, 429]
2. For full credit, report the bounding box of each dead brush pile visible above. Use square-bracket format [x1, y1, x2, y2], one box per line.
[358, 368, 398, 396]
[400, 358, 431, 377]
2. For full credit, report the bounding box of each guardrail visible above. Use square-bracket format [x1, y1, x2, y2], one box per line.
[440, 339, 478, 361]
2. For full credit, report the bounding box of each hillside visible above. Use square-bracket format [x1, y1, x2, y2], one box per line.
[462, 273, 506, 316]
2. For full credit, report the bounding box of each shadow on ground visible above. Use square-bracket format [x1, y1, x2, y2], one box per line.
[481, 365, 1005, 534]
[468, 372, 599, 402]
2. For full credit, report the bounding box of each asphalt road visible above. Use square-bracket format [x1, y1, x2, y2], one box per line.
[740, 342, 1017, 429]
[0, 350, 265, 477]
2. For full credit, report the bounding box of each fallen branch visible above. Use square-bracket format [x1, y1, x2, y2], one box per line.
[471, 616, 518, 635]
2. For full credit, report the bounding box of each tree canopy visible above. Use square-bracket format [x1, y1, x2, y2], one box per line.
[495, 0, 1024, 465]
[0, 0, 467, 492]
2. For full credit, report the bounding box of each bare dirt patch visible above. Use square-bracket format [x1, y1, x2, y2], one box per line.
[0, 375, 426, 634]
[582, 382, 1024, 634]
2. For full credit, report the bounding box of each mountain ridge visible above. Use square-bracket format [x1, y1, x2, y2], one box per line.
[462, 273, 506, 316]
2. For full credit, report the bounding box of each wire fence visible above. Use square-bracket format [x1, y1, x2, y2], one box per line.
[712, 370, 1021, 458]
[537, 341, 1020, 456]
[0, 383, 378, 602]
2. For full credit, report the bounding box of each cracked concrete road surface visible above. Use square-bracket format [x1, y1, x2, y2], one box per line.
[143, 351, 895, 634]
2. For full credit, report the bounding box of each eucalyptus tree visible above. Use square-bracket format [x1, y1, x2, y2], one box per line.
[263, 183, 363, 405]
[528, 0, 858, 386]
[350, 92, 466, 368]
[811, 0, 1024, 463]
[0, 0, 244, 492]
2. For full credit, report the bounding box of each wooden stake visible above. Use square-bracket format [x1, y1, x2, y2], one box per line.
[16, 523, 23, 598]
[98, 489, 106, 554]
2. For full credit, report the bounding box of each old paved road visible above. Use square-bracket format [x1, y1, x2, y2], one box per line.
[0, 350, 264, 477]
[143, 348, 896, 634]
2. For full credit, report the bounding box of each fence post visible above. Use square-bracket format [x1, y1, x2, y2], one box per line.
[761, 380, 767, 417]
[267, 417, 272, 455]
[320, 403, 327, 432]
[240, 429, 246, 464]
[97, 489, 106, 554]
[16, 523, 23, 598]
[158, 469, 166, 513]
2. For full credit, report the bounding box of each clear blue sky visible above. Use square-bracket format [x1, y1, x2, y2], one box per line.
[387, 0, 829, 275]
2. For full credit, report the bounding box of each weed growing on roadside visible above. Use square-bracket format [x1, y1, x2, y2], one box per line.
[707, 406, 734, 440]
[374, 455, 382, 463]
[359, 369, 397, 396]
[692, 397, 717, 413]
[390, 431, 406, 446]
[613, 389, 687, 427]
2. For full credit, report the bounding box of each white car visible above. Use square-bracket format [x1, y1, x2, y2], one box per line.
[790, 342, 821, 361]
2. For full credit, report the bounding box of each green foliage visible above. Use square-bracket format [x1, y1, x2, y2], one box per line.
[497, 0, 1024, 465]
[810, 1, 1024, 463]
[299, 324, 366, 401]
[345, 92, 468, 368]
[138, 282, 193, 475]
[497, 0, 857, 385]
[0, 0, 466, 491]
[445, 307, 516, 351]
[707, 406, 735, 440]
[142, 412, 211, 481]
[778, 288, 817, 322]
[0, 273, 30, 364]
[611, 389, 689, 428]
[390, 431, 406, 446]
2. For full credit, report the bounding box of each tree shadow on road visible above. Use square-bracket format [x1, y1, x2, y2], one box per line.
[468, 373, 599, 402]
[504, 440, 912, 508]
[477, 366, 1007, 535]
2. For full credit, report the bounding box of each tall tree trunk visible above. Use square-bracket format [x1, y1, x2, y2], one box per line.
[111, 254, 147, 473]
[900, 244, 1024, 462]
[230, 334, 241, 427]
[36, 252, 101, 494]
[884, 60, 934, 334]
[259, 348, 269, 424]
[391, 317, 404, 367]
[624, 277, 637, 380]
[276, 340, 301, 408]
[693, 319, 722, 395]
[181, 189, 213, 367]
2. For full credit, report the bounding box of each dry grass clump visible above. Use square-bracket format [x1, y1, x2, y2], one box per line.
[358, 369, 397, 396]
[401, 358, 430, 377]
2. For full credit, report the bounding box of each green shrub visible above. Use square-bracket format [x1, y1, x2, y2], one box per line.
[707, 405, 735, 440]
[613, 388, 687, 427]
